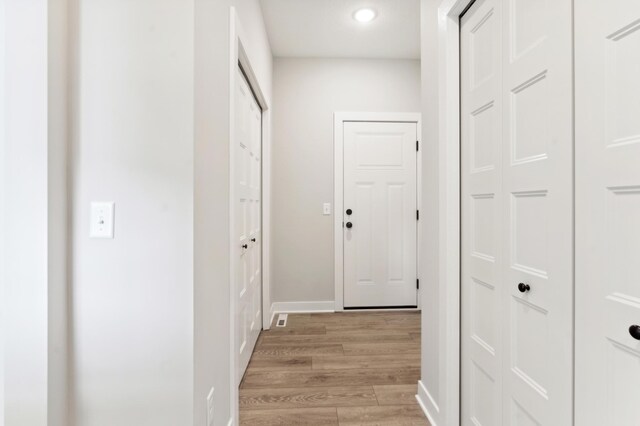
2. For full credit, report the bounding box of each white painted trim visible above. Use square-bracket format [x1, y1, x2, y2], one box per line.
[270, 301, 335, 315]
[425, 0, 474, 425]
[268, 301, 277, 329]
[227, 418, 233, 426]
[416, 379, 440, 426]
[261, 108, 272, 331]
[333, 112, 422, 312]
[333, 114, 345, 312]
[229, 7, 271, 425]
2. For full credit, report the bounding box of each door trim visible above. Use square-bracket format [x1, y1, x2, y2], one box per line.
[415, 1, 473, 425]
[229, 7, 271, 426]
[333, 112, 422, 312]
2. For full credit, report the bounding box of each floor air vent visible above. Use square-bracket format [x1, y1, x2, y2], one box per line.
[276, 313, 288, 327]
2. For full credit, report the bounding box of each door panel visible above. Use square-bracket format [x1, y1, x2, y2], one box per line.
[343, 121, 417, 308]
[461, 0, 573, 423]
[235, 68, 262, 384]
[575, 1, 640, 424]
[501, 0, 573, 421]
[461, 0, 503, 423]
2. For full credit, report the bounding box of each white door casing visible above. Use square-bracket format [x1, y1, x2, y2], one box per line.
[575, 1, 640, 424]
[235, 67, 262, 384]
[342, 121, 418, 308]
[461, 0, 573, 424]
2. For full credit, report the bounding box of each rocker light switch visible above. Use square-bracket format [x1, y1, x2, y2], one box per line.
[90, 202, 115, 239]
[323, 203, 332, 215]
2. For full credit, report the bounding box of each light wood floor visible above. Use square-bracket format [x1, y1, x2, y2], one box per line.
[239, 311, 429, 426]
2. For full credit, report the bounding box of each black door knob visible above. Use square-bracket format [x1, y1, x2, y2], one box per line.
[346, 209, 353, 215]
[630, 325, 640, 341]
[346, 222, 353, 229]
[518, 283, 530, 293]
[242, 244, 248, 249]
[251, 238, 256, 242]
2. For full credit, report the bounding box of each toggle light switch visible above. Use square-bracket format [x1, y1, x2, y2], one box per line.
[90, 202, 115, 239]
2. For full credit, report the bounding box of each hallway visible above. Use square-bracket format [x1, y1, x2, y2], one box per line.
[239, 312, 428, 425]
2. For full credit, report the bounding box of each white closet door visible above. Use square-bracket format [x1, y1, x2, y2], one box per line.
[575, 1, 640, 424]
[500, 0, 573, 423]
[343, 121, 418, 308]
[235, 68, 262, 384]
[461, 0, 503, 424]
[461, 0, 573, 423]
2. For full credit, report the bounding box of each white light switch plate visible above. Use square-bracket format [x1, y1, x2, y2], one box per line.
[90, 202, 115, 238]
[206, 387, 215, 426]
[323, 202, 331, 215]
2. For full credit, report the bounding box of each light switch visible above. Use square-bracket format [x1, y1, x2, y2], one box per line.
[323, 203, 331, 215]
[90, 202, 115, 239]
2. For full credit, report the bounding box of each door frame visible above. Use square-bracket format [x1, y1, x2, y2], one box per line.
[229, 7, 271, 426]
[333, 112, 422, 311]
[415, 0, 472, 424]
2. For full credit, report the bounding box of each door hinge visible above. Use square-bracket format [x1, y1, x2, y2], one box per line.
[416, 140, 419, 151]
[416, 210, 419, 220]
[417, 279, 420, 289]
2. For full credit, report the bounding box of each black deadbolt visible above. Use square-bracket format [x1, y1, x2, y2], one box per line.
[346, 209, 353, 215]
[346, 222, 353, 229]
[518, 283, 530, 293]
[630, 325, 640, 341]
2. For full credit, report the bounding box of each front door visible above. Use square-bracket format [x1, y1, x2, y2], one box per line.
[342, 121, 418, 308]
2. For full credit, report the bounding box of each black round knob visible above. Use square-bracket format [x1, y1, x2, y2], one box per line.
[346, 209, 353, 215]
[518, 283, 530, 293]
[346, 222, 353, 229]
[251, 238, 256, 242]
[242, 244, 248, 249]
[630, 325, 640, 341]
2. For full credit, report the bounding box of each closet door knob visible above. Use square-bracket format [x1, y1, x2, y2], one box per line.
[251, 238, 256, 242]
[630, 325, 640, 341]
[346, 209, 353, 215]
[242, 244, 248, 249]
[346, 222, 353, 229]
[517, 283, 530, 293]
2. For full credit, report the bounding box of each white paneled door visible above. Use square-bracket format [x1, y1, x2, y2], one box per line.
[343, 121, 418, 308]
[461, 0, 573, 424]
[235, 68, 262, 384]
[575, 1, 640, 424]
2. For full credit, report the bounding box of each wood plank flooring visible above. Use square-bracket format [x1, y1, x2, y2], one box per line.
[239, 311, 429, 425]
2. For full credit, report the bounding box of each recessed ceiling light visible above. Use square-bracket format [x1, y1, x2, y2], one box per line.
[353, 8, 377, 23]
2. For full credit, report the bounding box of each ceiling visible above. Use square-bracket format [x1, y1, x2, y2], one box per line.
[259, 0, 420, 59]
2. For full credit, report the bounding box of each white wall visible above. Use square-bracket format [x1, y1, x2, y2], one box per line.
[3, 0, 69, 425]
[4, 2, 48, 422]
[194, 1, 271, 425]
[48, 1, 70, 425]
[271, 58, 421, 304]
[70, 0, 195, 424]
[0, 1, 272, 425]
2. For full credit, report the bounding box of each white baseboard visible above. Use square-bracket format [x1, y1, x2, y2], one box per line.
[267, 304, 277, 329]
[416, 380, 439, 426]
[270, 301, 335, 315]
